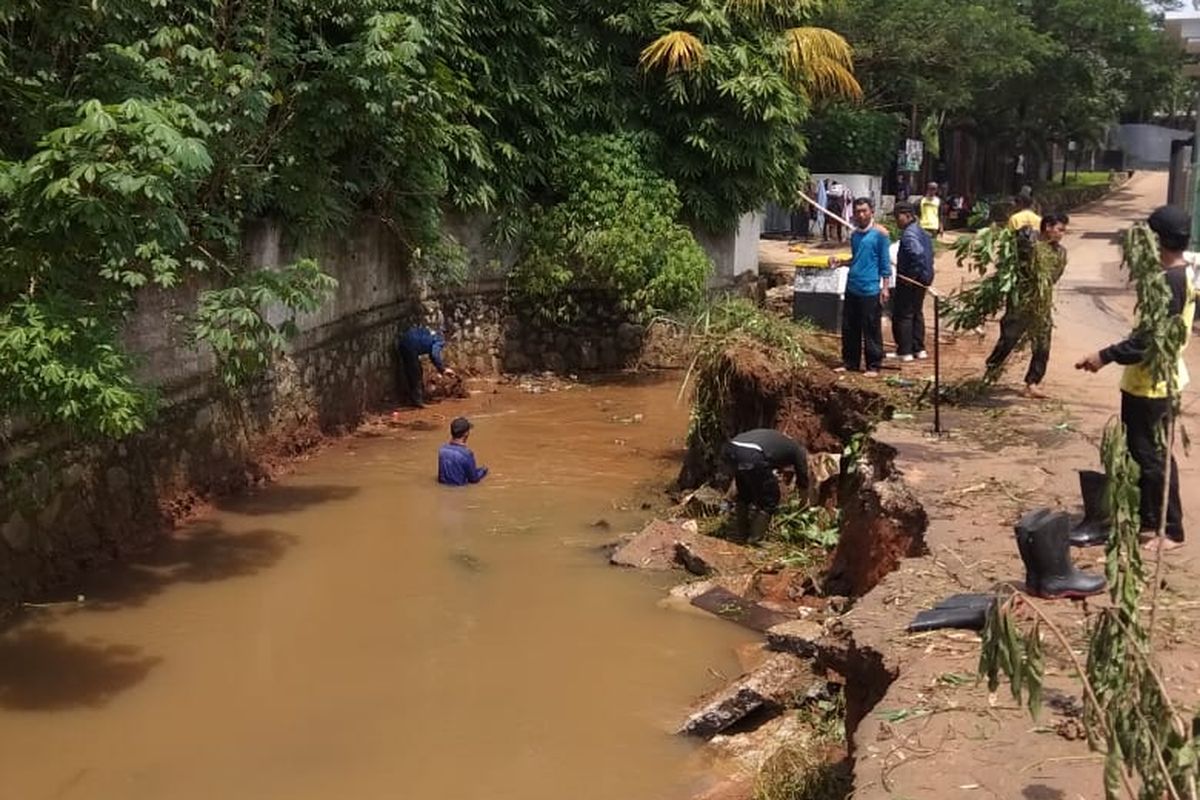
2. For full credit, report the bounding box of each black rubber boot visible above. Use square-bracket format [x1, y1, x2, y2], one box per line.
[734, 502, 751, 543]
[1017, 508, 1106, 599]
[746, 509, 772, 545]
[1013, 509, 1042, 594]
[1070, 470, 1111, 548]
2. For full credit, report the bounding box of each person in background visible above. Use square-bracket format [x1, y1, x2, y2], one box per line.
[396, 325, 455, 408]
[889, 202, 935, 362]
[1007, 190, 1041, 232]
[438, 417, 488, 486]
[986, 212, 1070, 398]
[1076, 205, 1195, 552]
[831, 198, 892, 377]
[919, 182, 943, 240]
[825, 179, 848, 243]
[723, 428, 809, 545]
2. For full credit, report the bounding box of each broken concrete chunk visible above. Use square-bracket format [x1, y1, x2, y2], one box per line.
[765, 619, 825, 658]
[690, 586, 794, 632]
[674, 537, 757, 577]
[610, 519, 693, 570]
[611, 518, 753, 575]
[677, 653, 818, 738]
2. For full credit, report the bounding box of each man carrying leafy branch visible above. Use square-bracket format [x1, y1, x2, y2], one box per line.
[985, 212, 1070, 398]
[1076, 205, 1196, 552]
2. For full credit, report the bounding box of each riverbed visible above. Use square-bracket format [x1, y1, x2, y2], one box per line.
[0, 376, 754, 800]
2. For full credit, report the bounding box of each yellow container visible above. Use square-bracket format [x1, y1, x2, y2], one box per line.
[793, 252, 850, 269]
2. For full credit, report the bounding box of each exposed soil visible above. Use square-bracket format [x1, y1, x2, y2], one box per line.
[667, 173, 1200, 800]
[823, 173, 1200, 800]
[677, 336, 894, 491]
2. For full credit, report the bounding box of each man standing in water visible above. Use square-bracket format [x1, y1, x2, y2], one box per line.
[438, 417, 489, 486]
[1075, 205, 1195, 552]
[723, 428, 809, 545]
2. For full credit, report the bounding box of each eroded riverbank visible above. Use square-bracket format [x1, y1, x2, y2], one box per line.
[0, 375, 755, 800]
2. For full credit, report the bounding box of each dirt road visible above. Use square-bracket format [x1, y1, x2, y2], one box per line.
[844, 172, 1200, 800]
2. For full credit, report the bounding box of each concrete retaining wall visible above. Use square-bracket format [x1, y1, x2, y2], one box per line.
[0, 215, 652, 606]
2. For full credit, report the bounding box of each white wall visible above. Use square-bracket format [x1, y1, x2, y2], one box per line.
[812, 173, 884, 214]
[1109, 124, 1192, 170]
[693, 212, 763, 282]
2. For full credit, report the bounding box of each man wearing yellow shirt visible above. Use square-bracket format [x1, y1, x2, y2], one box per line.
[918, 182, 942, 239]
[1008, 192, 1041, 231]
[1076, 205, 1196, 552]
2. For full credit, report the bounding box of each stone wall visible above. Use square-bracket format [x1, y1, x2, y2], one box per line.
[0, 216, 651, 607]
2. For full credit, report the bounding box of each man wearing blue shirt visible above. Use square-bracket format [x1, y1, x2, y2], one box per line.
[438, 417, 488, 486]
[831, 198, 892, 377]
[396, 325, 455, 408]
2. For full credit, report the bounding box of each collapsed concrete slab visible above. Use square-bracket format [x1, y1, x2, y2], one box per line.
[610, 519, 699, 570]
[610, 518, 757, 576]
[674, 538, 757, 577]
[677, 652, 821, 738]
[765, 619, 825, 659]
[690, 585, 794, 632]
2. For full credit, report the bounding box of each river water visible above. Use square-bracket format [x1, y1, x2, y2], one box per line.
[0, 376, 753, 800]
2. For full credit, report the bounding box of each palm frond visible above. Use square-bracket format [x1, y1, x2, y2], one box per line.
[783, 27, 862, 101]
[640, 30, 707, 74]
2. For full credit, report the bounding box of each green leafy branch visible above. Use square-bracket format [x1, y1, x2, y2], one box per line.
[978, 220, 1197, 799]
[944, 226, 1055, 365]
[191, 259, 337, 389]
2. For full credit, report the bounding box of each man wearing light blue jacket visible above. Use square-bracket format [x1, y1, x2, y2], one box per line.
[831, 197, 892, 376]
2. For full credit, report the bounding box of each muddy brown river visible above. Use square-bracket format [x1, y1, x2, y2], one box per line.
[0, 376, 754, 800]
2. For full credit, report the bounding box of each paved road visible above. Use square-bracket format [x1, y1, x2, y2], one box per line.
[1049, 172, 1198, 540]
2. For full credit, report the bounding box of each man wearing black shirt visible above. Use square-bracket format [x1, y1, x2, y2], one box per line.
[1076, 205, 1196, 551]
[723, 428, 809, 544]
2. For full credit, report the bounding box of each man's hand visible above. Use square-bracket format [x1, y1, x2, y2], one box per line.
[881, 287, 891, 304]
[1075, 352, 1105, 373]
[828, 255, 842, 268]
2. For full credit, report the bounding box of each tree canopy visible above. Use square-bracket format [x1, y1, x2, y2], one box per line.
[0, 0, 855, 437]
[817, 0, 1187, 174]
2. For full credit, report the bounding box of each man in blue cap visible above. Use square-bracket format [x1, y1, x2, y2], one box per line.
[396, 325, 455, 408]
[438, 417, 489, 486]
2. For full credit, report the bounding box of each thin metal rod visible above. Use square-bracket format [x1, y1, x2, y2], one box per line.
[934, 297, 942, 434]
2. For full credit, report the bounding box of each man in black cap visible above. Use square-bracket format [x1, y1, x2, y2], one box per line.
[890, 201, 935, 362]
[438, 417, 489, 486]
[723, 428, 809, 544]
[1076, 205, 1196, 551]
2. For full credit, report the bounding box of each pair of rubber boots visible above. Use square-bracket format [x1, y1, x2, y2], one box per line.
[734, 504, 772, 545]
[1070, 469, 1110, 548]
[1015, 508, 1106, 599]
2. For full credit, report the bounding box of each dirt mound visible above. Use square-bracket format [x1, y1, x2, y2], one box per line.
[422, 365, 469, 401]
[678, 339, 891, 490]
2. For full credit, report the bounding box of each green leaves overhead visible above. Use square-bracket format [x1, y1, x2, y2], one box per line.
[2, 0, 854, 436]
[819, 0, 1180, 157]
